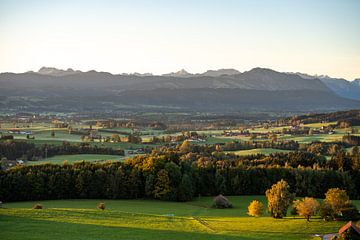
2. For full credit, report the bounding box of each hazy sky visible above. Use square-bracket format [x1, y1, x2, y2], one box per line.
[1, 0, 359, 79]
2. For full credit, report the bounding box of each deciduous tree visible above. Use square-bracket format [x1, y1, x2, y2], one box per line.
[324, 188, 350, 217]
[266, 180, 294, 218]
[293, 197, 320, 221]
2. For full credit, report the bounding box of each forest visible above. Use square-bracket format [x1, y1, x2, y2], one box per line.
[0, 141, 124, 161]
[1, 144, 359, 202]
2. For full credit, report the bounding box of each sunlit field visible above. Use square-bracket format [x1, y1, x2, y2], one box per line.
[226, 148, 292, 156]
[1, 196, 358, 240]
[25, 154, 126, 165]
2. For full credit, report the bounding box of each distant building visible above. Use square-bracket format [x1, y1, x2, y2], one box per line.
[338, 221, 360, 239]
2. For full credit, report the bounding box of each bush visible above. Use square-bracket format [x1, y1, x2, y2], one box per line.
[97, 202, 105, 210]
[33, 203, 43, 209]
[320, 203, 334, 221]
[213, 195, 232, 209]
[290, 207, 298, 217]
[247, 200, 264, 217]
[339, 203, 360, 221]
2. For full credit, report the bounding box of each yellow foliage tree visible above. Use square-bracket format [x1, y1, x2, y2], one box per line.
[293, 197, 320, 221]
[324, 188, 350, 215]
[248, 200, 264, 217]
[179, 140, 192, 153]
[266, 180, 294, 218]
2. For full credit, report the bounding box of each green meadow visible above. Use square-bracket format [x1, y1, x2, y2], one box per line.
[25, 154, 126, 165]
[1, 196, 359, 240]
[226, 148, 292, 156]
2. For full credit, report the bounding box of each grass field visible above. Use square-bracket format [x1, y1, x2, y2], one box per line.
[25, 154, 126, 165]
[226, 148, 292, 156]
[279, 133, 345, 143]
[1, 196, 359, 240]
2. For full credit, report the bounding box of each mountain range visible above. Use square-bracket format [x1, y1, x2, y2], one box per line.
[0, 67, 359, 113]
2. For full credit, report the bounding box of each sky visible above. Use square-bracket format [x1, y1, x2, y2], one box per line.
[0, 0, 359, 80]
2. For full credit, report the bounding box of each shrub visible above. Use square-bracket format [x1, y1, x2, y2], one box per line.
[33, 203, 43, 209]
[290, 207, 298, 217]
[247, 200, 264, 217]
[339, 203, 360, 221]
[319, 203, 334, 221]
[97, 202, 105, 210]
[213, 194, 232, 209]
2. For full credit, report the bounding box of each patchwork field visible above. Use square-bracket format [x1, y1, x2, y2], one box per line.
[226, 148, 292, 156]
[1, 196, 359, 240]
[25, 154, 126, 165]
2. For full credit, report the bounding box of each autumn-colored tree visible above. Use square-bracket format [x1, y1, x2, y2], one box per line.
[324, 188, 350, 217]
[328, 144, 341, 155]
[111, 134, 121, 142]
[266, 180, 294, 218]
[352, 146, 360, 156]
[215, 144, 222, 152]
[153, 169, 171, 200]
[248, 200, 264, 217]
[293, 197, 320, 221]
[128, 134, 142, 144]
[179, 140, 192, 153]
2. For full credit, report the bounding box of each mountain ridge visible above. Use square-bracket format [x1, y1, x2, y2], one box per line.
[1, 66, 359, 112]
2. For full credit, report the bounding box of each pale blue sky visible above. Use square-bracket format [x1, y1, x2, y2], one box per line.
[0, 0, 359, 79]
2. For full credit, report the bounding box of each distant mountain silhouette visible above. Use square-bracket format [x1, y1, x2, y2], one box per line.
[0, 67, 359, 112]
[37, 67, 82, 76]
[294, 73, 360, 101]
[162, 69, 193, 78]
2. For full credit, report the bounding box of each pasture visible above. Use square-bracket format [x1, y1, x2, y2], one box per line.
[25, 154, 126, 165]
[1, 196, 359, 240]
[226, 148, 292, 156]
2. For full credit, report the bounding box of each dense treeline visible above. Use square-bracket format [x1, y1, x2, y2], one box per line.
[0, 141, 124, 161]
[279, 109, 360, 125]
[222, 140, 299, 151]
[1, 146, 359, 202]
[342, 135, 360, 146]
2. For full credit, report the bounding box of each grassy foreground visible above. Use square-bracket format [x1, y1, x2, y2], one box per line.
[1, 196, 358, 240]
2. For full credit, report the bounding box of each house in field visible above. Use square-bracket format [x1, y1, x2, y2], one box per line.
[337, 221, 360, 239]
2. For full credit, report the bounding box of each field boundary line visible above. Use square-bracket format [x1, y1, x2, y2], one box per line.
[192, 216, 216, 232]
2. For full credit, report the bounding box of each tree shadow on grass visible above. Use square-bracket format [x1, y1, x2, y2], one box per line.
[0, 215, 262, 240]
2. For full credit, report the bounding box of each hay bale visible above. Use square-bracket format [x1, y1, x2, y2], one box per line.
[33, 203, 43, 209]
[213, 194, 232, 209]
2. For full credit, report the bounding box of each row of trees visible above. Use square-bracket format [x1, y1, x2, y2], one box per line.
[0, 140, 124, 161]
[248, 180, 359, 222]
[222, 140, 299, 151]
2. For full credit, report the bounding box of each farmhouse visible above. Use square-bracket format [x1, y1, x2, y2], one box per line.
[338, 221, 360, 239]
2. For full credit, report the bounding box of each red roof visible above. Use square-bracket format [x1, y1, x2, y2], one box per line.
[339, 221, 360, 235]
